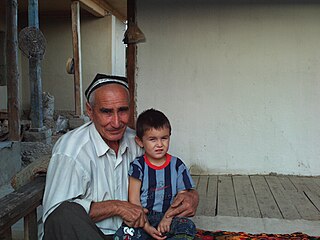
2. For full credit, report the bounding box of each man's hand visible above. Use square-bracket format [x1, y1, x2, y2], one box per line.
[120, 202, 148, 228]
[165, 189, 199, 218]
[90, 200, 148, 228]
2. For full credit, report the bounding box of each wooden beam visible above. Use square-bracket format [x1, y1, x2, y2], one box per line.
[93, 0, 126, 22]
[71, 1, 83, 116]
[28, 0, 44, 129]
[6, 0, 20, 141]
[0, 177, 45, 235]
[24, 209, 37, 240]
[74, 0, 126, 22]
[78, 0, 105, 17]
[127, 0, 136, 129]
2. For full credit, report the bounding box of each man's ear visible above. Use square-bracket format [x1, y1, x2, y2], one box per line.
[86, 102, 93, 120]
[135, 136, 144, 148]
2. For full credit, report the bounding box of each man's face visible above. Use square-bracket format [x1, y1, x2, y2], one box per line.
[86, 84, 130, 145]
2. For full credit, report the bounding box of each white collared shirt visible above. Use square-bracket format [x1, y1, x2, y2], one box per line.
[42, 122, 143, 235]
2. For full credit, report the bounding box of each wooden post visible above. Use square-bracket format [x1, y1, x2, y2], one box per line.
[127, 0, 137, 129]
[0, 228, 12, 240]
[24, 210, 38, 240]
[6, 0, 21, 141]
[28, 0, 44, 129]
[71, 1, 83, 116]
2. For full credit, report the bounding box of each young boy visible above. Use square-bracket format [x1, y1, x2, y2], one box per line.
[114, 109, 196, 240]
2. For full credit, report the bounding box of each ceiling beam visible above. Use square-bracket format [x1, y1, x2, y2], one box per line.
[77, 0, 106, 17]
[74, 0, 126, 22]
[92, 0, 126, 22]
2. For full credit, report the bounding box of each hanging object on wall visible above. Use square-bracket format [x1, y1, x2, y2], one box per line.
[123, 21, 146, 44]
[18, 26, 46, 60]
[66, 57, 75, 74]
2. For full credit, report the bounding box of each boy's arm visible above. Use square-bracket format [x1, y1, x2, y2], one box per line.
[128, 176, 142, 206]
[129, 176, 166, 240]
[157, 191, 190, 234]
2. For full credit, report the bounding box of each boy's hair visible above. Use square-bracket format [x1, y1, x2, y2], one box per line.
[136, 108, 171, 140]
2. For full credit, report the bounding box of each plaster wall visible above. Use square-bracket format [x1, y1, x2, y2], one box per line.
[136, 1, 320, 175]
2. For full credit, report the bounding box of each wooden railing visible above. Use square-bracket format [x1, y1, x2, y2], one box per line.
[0, 176, 45, 240]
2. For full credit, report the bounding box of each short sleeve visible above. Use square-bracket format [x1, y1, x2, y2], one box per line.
[176, 159, 195, 192]
[129, 158, 143, 181]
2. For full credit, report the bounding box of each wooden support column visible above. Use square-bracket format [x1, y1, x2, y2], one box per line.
[24, 210, 37, 240]
[71, 1, 83, 116]
[127, 0, 137, 129]
[6, 0, 21, 141]
[28, 0, 43, 129]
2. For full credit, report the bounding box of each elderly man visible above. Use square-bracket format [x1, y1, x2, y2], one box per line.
[42, 74, 198, 240]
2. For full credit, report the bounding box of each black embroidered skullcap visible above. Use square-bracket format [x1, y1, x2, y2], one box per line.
[85, 74, 129, 101]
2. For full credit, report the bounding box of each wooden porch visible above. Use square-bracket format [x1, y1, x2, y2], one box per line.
[1, 174, 320, 239]
[193, 175, 320, 221]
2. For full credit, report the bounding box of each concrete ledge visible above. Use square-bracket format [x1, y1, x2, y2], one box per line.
[191, 215, 320, 236]
[24, 128, 52, 144]
[69, 115, 90, 130]
[0, 142, 21, 186]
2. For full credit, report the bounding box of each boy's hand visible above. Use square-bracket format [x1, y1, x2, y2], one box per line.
[157, 215, 173, 234]
[144, 222, 167, 240]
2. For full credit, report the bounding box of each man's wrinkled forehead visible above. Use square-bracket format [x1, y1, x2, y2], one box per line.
[85, 73, 128, 101]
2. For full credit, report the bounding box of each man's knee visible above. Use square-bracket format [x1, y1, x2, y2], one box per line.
[44, 202, 105, 240]
[45, 202, 89, 227]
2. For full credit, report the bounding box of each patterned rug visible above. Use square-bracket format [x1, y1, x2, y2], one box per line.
[195, 229, 320, 240]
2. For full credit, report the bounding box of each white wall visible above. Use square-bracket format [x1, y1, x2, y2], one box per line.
[112, 16, 126, 76]
[136, 1, 320, 176]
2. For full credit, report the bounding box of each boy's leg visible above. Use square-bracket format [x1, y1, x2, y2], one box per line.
[167, 217, 196, 240]
[113, 212, 165, 240]
[113, 223, 149, 240]
[44, 201, 107, 240]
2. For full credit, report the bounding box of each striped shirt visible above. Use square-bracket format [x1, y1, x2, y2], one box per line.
[129, 154, 195, 213]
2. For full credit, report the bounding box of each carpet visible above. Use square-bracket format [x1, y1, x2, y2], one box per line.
[195, 229, 320, 240]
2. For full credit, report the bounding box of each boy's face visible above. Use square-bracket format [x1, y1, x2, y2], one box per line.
[136, 127, 170, 162]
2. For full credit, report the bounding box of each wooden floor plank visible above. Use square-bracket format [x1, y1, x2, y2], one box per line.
[197, 176, 208, 197]
[207, 176, 218, 199]
[250, 176, 282, 219]
[279, 176, 320, 220]
[191, 174, 320, 222]
[192, 175, 199, 187]
[233, 175, 261, 218]
[278, 176, 297, 191]
[217, 176, 238, 217]
[196, 175, 217, 216]
[265, 176, 300, 220]
[206, 175, 218, 216]
[298, 177, 320, 197]
[313, 177, 320, 188]
[196, 176, 209, 215]
[303, 189, 320, 213]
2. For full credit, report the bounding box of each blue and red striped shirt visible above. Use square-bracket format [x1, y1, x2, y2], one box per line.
[129, 154, 195, 213]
